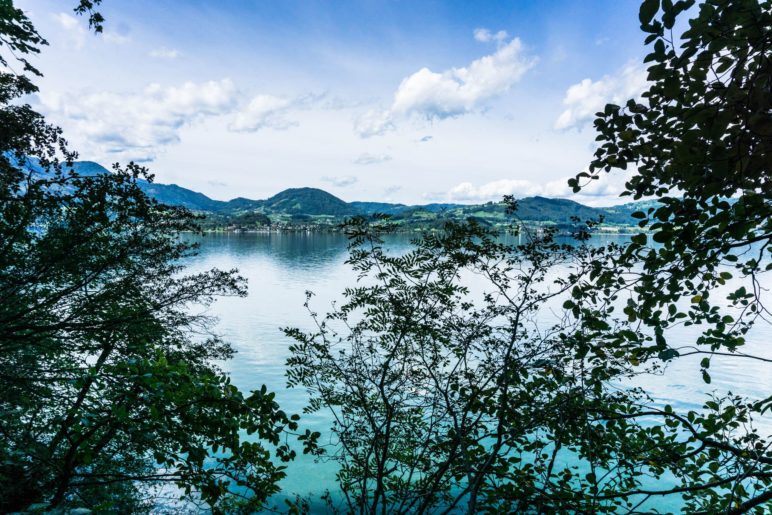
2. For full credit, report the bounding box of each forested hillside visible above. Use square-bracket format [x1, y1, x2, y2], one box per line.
[50, 160, 642, 229]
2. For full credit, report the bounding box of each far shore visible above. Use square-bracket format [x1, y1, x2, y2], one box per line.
[192, 224, 647, 236]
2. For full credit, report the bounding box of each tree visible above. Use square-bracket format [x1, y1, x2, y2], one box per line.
[288, 0, 772, 512]
[287, 217, 684, 513]
[0, 3, 302, 511]
[567, 0, 772, 511]
[233, 211, 272, 228]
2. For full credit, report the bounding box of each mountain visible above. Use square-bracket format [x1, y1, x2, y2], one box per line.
[24, 160, 645, 225]
[61, 161, 230, 212]
[137, 182, 228, 212]
[601, 199, 664, 220]
[350, 202, 409, 215]
[66, 160, 113, 177]
[260, 188, 357, 216]
[513, 196, 631, 224]
[222, 197, 263, 212]
[350, 202, 464, 215]
[382, 197, 634, 228]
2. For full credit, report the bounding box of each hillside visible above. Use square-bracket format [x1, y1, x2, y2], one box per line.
[261, 188, 357, 216]
[138, 182, 228, 212]
[27, 160, 646, 227]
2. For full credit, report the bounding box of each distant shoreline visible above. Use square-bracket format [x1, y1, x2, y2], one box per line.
[194, 224, 646, 236]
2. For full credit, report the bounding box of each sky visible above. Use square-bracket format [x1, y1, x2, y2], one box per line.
[18, 0, 649, 206]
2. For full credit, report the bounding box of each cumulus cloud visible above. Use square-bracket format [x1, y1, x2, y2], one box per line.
[555, 63, 647, 130]
[443, 174, 626, 203]
[39, 79, 240, 162]
[448, 179, 544, 201]
[355, 34, 536, 137]
[229, 93, 324, 133]
[353, 153, 392, 165]
[149, 47, 181, 59]
[321, 175, 358, 187]
[473, 28, 509, 43]
[391, 37, 535, 119]
[229, 95, 297, 132]
[39, 76, 326, 162]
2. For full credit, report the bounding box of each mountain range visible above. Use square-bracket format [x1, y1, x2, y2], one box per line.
[43, 160, 646, 227]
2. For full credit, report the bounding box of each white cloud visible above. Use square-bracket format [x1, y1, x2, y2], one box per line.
[473, 28, 509, 43]
[355, 34, 536, 137]
[39, 79, 240, 162]
[229, 93, 325, 133]
[392, 37, 535, 120]
[54, 13, 130, 47]
[321, 175, 358, 187]
[448, 179, 544, 201]
[353, 153, 392, 165]
[149, 47, 181, 59]
[229, 95, 298, 132]
[442, 173, 627, 203]
[555, 63, 647, 130]
[39, 78, 327, 162]
[353, 109, 394, 138]
[54, 13, 87, 49]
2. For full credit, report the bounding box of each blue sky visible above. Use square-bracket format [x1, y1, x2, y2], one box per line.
[20, 0, 648, 205]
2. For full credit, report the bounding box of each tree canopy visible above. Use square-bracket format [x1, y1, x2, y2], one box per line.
[288, 0, 772, 512]
[571, 0, 772, 508]
[0, 2, 304, 512]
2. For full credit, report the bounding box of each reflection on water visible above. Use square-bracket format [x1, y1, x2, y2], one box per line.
[183, 232, 771, 509]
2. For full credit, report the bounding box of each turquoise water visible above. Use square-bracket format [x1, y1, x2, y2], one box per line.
[185, 232, 771, 512]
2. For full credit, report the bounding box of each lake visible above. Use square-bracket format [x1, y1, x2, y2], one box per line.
[185, 232, 771, 512]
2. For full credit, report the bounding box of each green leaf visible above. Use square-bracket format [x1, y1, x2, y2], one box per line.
[658, 348, 679, 361]
[639, 0, 660, 25]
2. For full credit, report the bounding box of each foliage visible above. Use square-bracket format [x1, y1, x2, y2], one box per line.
[287, 218, 668, 513]
[287, 0, 772, 512]
[287, 218, 771, 514]
[232, 211, 272, 227]
[573, 0, 771, 347]
[0, 3, 301, 512]
[567, 0, 772, 511]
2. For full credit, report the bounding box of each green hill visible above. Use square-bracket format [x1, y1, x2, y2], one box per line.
[261, 187, 357, 216]
[137, 182, 227, 212]
[513, 196, 631, 224]
[30, 160, 649, 227]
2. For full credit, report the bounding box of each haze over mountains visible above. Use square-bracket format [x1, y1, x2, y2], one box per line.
[53, 160, 643, 225]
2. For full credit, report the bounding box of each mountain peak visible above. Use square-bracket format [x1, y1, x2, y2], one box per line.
[51, 160, 642, 223]
[264, 187, 356, 216]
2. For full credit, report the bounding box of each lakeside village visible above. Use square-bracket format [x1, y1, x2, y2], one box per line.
[204, 214, 644, 236]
